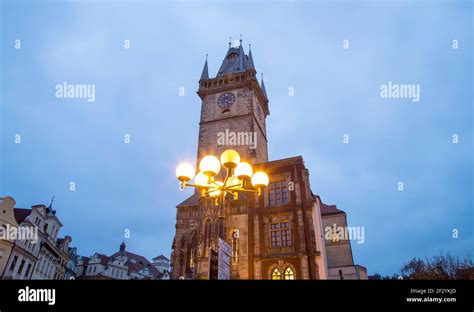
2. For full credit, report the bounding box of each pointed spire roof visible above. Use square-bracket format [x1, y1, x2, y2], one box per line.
[247, 44, 255, 69]
[48, 196, 54, 209]
[47, 196, 56, 216]
[237, 36, 248, 71]
[200, 54, 209, 80]
[217, 36, 250, 77]
[261, 73, 268, 98]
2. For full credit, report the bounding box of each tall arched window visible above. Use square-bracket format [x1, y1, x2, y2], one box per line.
[284, 267, 295, 280]
[179, 237, 186, 270]
[271, 268, 282, 280]
[203, 220, 212, 251]
[189, 232, 198, 271]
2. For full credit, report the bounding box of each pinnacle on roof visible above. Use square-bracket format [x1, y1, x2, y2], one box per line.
[200, 54, 209, 80]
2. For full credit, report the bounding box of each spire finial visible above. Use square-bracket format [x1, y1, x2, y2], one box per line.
[240, 34, 242, 44]
[229, 36, 232, 47]
[206, 53, 208, 60]
[48, 195, 55, 209]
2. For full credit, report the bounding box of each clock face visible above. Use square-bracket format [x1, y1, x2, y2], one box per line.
[217, 93, 236, 108]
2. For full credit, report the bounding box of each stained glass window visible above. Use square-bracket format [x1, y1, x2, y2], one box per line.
[271, 268, 282, 280]
[284, 267, 295, 280]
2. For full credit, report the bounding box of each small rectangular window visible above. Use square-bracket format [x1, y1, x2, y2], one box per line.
[9, 256, 18, 271]
[268, 180, 289, 206]
[270, 222, 292, 248]
[25, 263, 32, 277]
[18, 260, 25, 274]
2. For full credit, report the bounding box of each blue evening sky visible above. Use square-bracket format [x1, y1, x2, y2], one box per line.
[1, 0, 472, 276]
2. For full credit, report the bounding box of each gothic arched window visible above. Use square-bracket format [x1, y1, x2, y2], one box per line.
[271, 268, 282, 280]
[188, 232, 198, 271]
[284, 267, 295, 280]
[203, 220, 212, 250]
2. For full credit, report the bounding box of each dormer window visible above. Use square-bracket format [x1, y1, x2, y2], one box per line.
[227, 53, 238, 60]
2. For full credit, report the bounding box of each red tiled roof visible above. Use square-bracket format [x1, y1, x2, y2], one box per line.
[77, 274, 114, 280]
[13, 208, 31, 223]
[90, 253, 109, 265]
[110, 251, 162, 278]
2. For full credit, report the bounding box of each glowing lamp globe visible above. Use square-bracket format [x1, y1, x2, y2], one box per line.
[194, 172, 212, 187]
[225, 176, 241, 188]
[251, 172, 269, 188]
[176, 163, 195, 182]
[235, 162, 253, 179]
[209, 181, 223, 198]
[199, 155, 221, 177]
[220, 149, 240, 169]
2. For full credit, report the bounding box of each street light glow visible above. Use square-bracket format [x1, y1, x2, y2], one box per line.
[177, 149, 269, 205]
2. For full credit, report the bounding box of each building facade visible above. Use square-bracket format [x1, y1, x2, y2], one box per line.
[0, 197, 19, 277]
[65, 246, 78, 280]
[171, 41, 367, 280]
[0, 198, 73, 280]
[76, 242, 170, 280]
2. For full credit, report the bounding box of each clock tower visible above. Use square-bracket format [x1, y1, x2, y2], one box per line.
[171, 39, 367, 280]
[196, 40, 269, 167]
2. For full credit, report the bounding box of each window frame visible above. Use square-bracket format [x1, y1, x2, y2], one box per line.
[267, 180, 289, 207]
[284, 267, 295, 280]
[269, 221, 292, 248]
[271, 267, 282, 280]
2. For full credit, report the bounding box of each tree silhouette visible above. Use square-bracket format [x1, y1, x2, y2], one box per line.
[400, 252, 473, 280]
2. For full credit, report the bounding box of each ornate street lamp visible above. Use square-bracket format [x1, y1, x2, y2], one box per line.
[175, 149, 269, 205]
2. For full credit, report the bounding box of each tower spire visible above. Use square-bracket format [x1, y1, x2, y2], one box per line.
[47, 195, 56, 215]
[261, 73, 268, 98]
[48, 195, 55, 209]
[200, 54, 209, 80]
[237, 37, 247, 70]
[248, 44, 255, 69]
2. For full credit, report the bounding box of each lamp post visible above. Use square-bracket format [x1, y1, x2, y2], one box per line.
[175, 149, 269, 206]
[175, 149, 268, 279]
